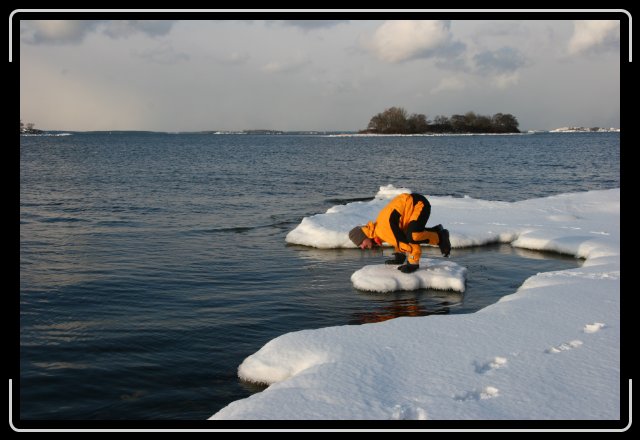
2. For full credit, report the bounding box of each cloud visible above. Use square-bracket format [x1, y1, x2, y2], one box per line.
[426, 46, 524, 90]
[21, 20, 178, 44]
[279, 20, 349, 31]
[102, 20, 177, 39]
[21, 20, 101, 44]
[216, 51, 251, 66]
[430, 76, 466, 94]
[490, 72, 520, 89]
[567, 20, 620, 56]
[260, 57, 310, 74]
[134, 42, 189, 65]
[473, 47, 527, 75]
[368, 20, 464, 63]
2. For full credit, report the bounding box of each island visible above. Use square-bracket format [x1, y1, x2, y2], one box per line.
[20, 120, 43, 135]
[361, 107, 520, 135]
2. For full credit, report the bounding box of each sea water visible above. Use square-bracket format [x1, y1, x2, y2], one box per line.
[19, 132, 619, 420]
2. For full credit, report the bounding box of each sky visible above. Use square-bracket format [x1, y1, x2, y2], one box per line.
[17, 15, 623, 132]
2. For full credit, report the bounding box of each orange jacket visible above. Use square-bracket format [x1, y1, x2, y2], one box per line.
[361, 193, 437, 265]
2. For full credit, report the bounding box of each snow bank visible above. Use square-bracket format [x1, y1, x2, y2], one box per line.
[285, 184, 411, 248]
[211, 187, 621, 421]
[286, 185, 619, 261]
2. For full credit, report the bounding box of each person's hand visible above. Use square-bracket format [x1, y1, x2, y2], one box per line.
[438, 228, 451, 257]
[398, 263, 419, 273]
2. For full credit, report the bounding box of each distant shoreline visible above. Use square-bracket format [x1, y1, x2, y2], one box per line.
[20, 127, 620, 136]
[20, 128, 43, 135]
[548, 126, 620, 133]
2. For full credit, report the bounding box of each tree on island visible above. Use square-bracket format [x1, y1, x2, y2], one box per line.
[362, 107, 520, 134]
[20, 119, 43, 134]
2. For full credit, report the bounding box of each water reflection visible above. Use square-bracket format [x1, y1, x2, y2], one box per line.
[292, 242, 580, 323]
[351, 291, 463, 324]
[290, 244, 385, 262]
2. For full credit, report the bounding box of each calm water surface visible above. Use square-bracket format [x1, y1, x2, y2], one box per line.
[19, 132, 619, 420]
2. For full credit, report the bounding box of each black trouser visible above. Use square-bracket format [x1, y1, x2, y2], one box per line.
[406, 193, 432, 243]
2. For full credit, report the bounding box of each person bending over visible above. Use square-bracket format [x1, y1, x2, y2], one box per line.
[348, 193, 451, 273]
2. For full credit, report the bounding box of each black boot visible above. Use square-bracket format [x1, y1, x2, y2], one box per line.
[385, 252, 406, 265]
[438, 229, 451, 257]
[398, 263, 419, 273]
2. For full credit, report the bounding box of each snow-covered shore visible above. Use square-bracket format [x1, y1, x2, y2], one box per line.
[211, 186, 622, 423]
[549, 127, 620, 133]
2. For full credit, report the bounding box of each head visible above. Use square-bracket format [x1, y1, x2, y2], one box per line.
[349, 226, 377, 250]
[358, 237, 376, 250]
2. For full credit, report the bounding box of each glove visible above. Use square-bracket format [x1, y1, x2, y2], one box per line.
[385, 252, 406, 265]
[438, 228, 451, 257]
[398, 263, 419, 273]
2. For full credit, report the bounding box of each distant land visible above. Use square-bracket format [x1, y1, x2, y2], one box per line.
[20, 120, 620, 136]
[19, 128, 621, 136]
[549, 126, 620, 133]
[196, 129, 350, 135]
[19, 120, 43, 135]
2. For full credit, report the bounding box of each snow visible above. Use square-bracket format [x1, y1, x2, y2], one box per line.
[284, 184, 411, 249]
[549, 127, 620, 132]
[351, 259, 467, 293]
[210, 186, 621, 422]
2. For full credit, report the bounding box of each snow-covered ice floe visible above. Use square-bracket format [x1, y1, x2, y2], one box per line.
[211, 186, 621, 421]
[351, 259, 467, 293]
